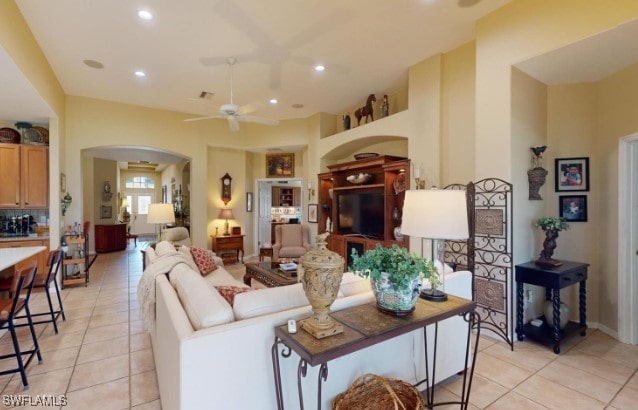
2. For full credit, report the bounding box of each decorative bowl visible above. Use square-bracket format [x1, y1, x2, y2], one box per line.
[346, 173, 372, 185]
[354, 152, 379, 160]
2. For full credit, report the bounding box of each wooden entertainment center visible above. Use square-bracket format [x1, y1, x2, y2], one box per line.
[318, 156, 410, 266]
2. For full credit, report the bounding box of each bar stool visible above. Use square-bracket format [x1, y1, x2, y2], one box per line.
[16, 250, 66, 334]
[0, 264, 43, 390]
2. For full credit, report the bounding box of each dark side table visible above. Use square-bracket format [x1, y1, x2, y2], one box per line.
[515, 260, 588, 354]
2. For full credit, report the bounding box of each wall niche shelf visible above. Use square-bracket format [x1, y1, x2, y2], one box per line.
[317, 155, 410, 262]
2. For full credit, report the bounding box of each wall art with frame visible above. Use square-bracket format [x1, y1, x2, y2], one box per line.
[308, 204, 318, 223]
[555, 157, 589, 192]
[266, 153, 294, 178]
[559, 195, 587, 222]
[246, 192, 253, 212]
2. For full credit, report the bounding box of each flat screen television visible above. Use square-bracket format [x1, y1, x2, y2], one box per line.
[336, 191, 384, 238]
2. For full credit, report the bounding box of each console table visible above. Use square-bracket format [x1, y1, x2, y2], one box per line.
[211, 234, 244, 264]
[515, 260, 588, 354]
[272, 296, 479, 409]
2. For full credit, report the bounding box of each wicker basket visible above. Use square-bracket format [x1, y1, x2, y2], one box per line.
[332, 374, 425, 410]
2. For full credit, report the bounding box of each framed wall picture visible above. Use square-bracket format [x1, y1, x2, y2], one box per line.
[100, 205, 112, 219]
[246, 192, 253, 212]
[555, 157, 589, 192]
[60, 173, 66, 193]
[232, 226, 241, 235]
[308, 204, 318, 223]
[559, 195, 587, 222]
[266, 153, 294, 178]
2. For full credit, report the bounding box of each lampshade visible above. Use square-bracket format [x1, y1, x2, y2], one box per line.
[218, 208, 234, 220]
[121, 198, 129, 208]
[147, 203, 175, 224]
[401, 189, 469, 240]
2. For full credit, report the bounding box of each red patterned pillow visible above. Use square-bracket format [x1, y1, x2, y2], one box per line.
[190, 246, 218, 275]
[215, 286, 250, 306]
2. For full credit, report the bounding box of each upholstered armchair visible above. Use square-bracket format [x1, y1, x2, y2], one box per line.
[272, 224, 310, 261]
[161, 227, 191, 247]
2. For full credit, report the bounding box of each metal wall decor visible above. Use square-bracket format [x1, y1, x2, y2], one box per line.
[444, 178, 514, 350]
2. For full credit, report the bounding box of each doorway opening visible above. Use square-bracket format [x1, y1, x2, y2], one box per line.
[618, 134, 638, 344]
[253, 178, 303, 255]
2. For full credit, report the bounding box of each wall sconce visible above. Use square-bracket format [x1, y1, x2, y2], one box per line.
[413, 163, 425, 190]
[61, 193, 72, 216]
[308, 180, 315, 201]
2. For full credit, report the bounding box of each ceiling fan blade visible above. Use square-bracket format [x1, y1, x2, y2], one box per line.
[238, 104, 257, 115]
[237, 115, 279, 126]
[184, 114, 225, 122]
[228, 116, 240, 132]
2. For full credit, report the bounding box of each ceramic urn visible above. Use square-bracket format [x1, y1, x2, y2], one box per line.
[298, 232, 345, 339]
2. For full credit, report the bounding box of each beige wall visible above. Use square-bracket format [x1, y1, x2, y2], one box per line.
[511, 68, 548, 321]
[93, 158, 118, 225]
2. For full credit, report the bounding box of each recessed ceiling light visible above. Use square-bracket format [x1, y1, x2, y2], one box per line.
[134, 70, 146, 77]
[314, 65, 325, 72]
[269, 98, 278, 104]
[83, 59, 104, 69]
[137, 10, 154, 20]
[292, 103, 304, 109]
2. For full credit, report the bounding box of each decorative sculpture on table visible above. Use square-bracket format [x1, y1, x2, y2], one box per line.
[342, 113, 351, 130]
[381, 94, 389, 118]
[354, 94, 376, 126]
[534, 216, 569, 268]
[528, 146, 548, 200]
[298, 232, 345, 339]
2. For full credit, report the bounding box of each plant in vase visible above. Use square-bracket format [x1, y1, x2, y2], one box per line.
[534, 216, 570, 268]
[350, 244, 437, 316]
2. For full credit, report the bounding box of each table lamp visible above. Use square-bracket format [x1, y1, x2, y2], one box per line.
[148, 203, 175, 241]
[121, 198, 131, 222]
[401, 189, 469, 302]
[218, 208, 234, 236]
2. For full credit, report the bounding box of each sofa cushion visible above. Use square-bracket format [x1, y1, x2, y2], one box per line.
[278, 246, 308, 258]
[169, 264, 234, 329]
[190, 245, 218, 275]
[339, 272, 372, 296]
[203, 267, 247, 288]
[214, 286, 251, 306]
[233, 283, 344, 320]
[156, 240, 176, 257]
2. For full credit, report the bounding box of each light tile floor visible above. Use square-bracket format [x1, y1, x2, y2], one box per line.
[0, 243, 635, 409]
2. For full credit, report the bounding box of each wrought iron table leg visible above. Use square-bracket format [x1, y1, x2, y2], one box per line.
[297, 360, 308, 410]
[317, 363, 328, 410]
[579, 280, 587, 336]
[271, 337, 291, 410]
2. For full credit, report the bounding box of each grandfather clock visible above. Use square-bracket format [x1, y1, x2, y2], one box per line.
[221, 173, 232, 205]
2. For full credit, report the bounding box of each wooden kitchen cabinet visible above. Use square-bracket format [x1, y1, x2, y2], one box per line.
[0, 143, 48, 209]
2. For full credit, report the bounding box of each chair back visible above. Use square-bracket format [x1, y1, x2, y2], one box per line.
[277, 224, 305, 247]
[17, 264, 38, 301]
[44, 249, 64, 287]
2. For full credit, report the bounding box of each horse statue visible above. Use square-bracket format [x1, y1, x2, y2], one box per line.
[354, 94, 376, 125]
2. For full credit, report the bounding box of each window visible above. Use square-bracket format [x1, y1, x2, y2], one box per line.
[137, 195, 152, 215]
[125, 176, 155, 189]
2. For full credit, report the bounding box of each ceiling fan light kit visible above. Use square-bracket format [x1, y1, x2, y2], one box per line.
[185, 57, 279, 131]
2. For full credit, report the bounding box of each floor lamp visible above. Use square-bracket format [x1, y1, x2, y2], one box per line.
[401, 189, 469, 302]
[148, 203, 175, 241]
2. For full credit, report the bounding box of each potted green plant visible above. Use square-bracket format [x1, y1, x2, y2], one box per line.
[350, 244, 437, 315]
[534, 216, 570, 267]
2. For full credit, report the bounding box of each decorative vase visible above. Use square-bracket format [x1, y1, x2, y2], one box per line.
[535, 228, 563, 268]
[544, 300, 569, 329]
[371, 272, 422, 316]
[298, 232, 345, 339]
[527, 167, 548, 200]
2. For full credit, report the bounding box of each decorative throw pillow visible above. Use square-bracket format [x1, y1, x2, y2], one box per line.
[190, 246, 218, 275]
[214, 286, 251, 306]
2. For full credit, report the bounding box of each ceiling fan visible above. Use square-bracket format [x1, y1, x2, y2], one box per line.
[185, 57, 279, 131]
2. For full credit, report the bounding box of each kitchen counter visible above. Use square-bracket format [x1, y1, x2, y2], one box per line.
[0, 246, 46, 271]
[0, 235, 50, 243]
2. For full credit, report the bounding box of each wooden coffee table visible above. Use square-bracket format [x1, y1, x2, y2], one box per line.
[244, 261, 299, 287]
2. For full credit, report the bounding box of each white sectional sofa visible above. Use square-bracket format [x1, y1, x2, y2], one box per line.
[140, 242, 473, 410]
